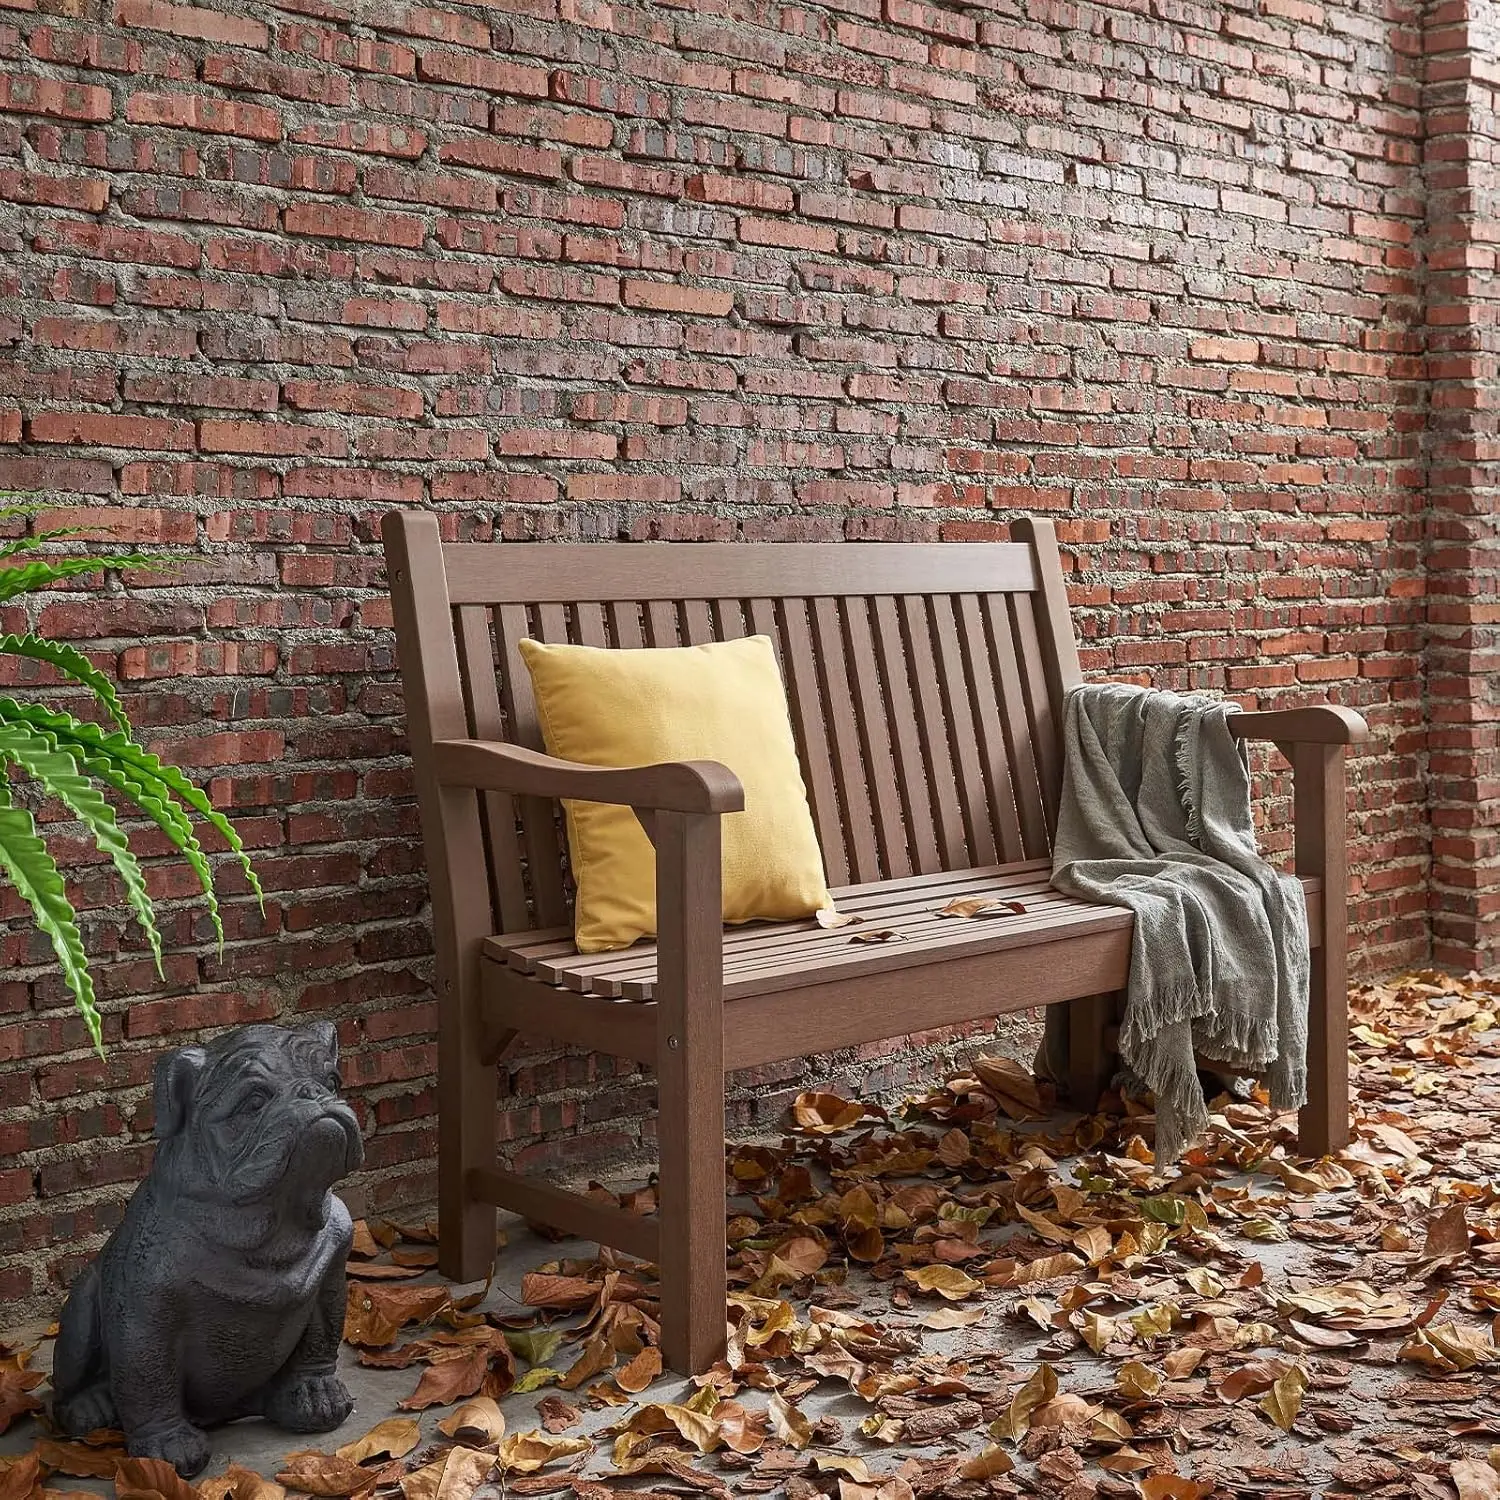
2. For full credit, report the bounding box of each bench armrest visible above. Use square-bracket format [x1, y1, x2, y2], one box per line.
[430, 738, 745, 815]
[1228, 704, 1369, 746]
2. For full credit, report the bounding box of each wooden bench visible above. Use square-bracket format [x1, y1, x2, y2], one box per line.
[383, 512, 1368, 1375]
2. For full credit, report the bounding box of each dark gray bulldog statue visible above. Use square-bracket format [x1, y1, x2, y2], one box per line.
[51, 1022, 364, 1478]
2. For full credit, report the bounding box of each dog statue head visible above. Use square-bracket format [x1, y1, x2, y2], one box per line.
[152, 1022, 364, 1225]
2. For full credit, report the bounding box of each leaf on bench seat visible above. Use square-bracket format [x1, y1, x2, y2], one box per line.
[935, 896, 1027, 919]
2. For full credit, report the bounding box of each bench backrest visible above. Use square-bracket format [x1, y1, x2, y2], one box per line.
[385, 514, 1082, 936]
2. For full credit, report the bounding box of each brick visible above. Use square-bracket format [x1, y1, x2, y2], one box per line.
[284, 202, 425, 248]
[621, 280, 734, 316]
[29, 412, 194, 451]
[126, 91, 281, 140]
[0, 77, 111, 121]
[114, 0, 268, 46]
[415, 49, 548, 96]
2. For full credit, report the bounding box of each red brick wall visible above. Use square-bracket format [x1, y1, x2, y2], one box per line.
[0, 0, 1436, 1315]
[1424, 5, 1500, 971]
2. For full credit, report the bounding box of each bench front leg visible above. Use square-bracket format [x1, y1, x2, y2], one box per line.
[1286, 740, 1351, 1155]
[650, 807, 728, 1375]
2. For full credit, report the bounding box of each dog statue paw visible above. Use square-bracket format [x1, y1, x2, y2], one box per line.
[50, 1023, 364, 1477]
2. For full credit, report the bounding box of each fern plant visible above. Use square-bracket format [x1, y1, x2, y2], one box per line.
[0, 507, 261, 1053]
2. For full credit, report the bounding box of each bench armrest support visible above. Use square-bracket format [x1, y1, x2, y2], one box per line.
[1229, 704, 1369, 746]
[431, 739, 745, 815]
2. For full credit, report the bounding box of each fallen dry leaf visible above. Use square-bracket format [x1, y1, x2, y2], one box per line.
[335, 1418, 421, 1465]
[399, 1447, 492, 1500]
[273, 1454, 378, 1499]
[436, 1398, 506, 1446]
[1452, 1460, 1500, 1500]
[0, 1359, 45, 1436]
[791, 1092, 867, 1134]
[815, 908, 862, 929]
[493, 1433, 591, 1475]
[903, 1264, 981, 1300]
[196, 1466, 285, 1500]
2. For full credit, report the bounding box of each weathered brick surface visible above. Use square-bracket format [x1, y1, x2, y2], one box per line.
[1424, 4, 1500, 970]
[0, 0, 1453, 1318]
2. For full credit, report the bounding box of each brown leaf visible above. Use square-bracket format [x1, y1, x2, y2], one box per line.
[343, 1284, 450, 1348]
[1138, 1479, 1213, 1500]
[436, 1398, 506, 1447]
[958, 1448, 1014, 1480]
[399, 1449, 493, 1500]
[902, 1265, 981, 1300]
[1423, 1202, 1470, 1260]
[848, 929, 904, 944]
[0, 1359, 45, 1435]
[614, 1345, 662, 1394]
[1452, 1460, 1500, 1500]
[815, 908, 862, 929]
[766, 1392, 812, 1450]
[971, 1056, 1045, 1119]
[493, 1434, 591, 1475]
[791, 1092, 867, 1134]
[398, 1348, 488, 1411]
[196, 1466, 285, 1500]
[936, 897, 1026, 919]
[0, 1454, 40, 1500]
[34, 1442, 125, 1479]
[115, 1459, 204, 1500]
[345, 1263, 424, 1282]
[1259, 1365, 1307, 1432]
[1218, 1359, 1289, 1403]
[334, 1419, 421, 1465]
[518, 1273, 601, 1311]
[272, 1455, 377, 1500]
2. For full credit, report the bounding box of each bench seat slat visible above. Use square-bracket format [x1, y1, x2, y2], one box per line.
[492, 862, 1053, 975]
[485, 871, 1324, 1005]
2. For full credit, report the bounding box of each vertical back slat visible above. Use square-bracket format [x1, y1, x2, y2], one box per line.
[495, 602, 569, 927]
[980, 595, 1049, 860]
[872, 595, 942, 874]
[841, 597, 912, 878]
[811, 596, 880, 883]
[455, 606, 530, 930]
[645, 600, 678, 647]
[1010, 596, 1063, 833]
[777, 597, 849, 886]
[928, 595, 999, 868]
[608, 600, 644, 649]
[747, 599, 783, 668]
[713, 599, 747, 641]
[955, 594, 1027, 863]
[1011, 518, 1083, 841]
[536, 603, 569, 646]
[680, 600, 715, 645]
[574, 604, 609, 648]
[899, 595, 968, 868]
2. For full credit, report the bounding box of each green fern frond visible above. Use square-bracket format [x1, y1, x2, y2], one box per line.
[0, 721, 164, 979]
[0, 528, 97, 561]
[0, 785, 101, 1053]
[0, 634, 130, 731]
[0, 555, 162, 603]
[0, 700, 228, 949]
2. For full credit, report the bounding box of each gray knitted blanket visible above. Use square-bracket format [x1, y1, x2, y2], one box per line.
[1043, 683, 1310, 1163]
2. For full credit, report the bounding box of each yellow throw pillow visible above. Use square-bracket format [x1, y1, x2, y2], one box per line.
[517, 634, 831, 952]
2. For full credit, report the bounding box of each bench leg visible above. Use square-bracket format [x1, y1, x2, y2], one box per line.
[1291, 742, 1350, 1156]
[437, 960, 500, 1284]
[653, 809, 728, 1375]
[1067, 992, 1117, 1111]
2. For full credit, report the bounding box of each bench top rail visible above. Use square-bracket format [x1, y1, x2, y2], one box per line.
[439, 541, 1039, 605]
[386, 515, 1083, 936]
